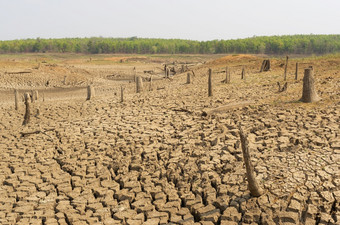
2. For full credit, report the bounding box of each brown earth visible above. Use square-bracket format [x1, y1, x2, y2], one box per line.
[0, 54, 339, 225]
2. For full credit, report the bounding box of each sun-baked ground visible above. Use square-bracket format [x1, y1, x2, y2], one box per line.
[0, 53, 339, 224]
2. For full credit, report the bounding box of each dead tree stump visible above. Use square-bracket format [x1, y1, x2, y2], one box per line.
[208, 69, 213, 97]
[260, 60, 271, 72]
[241, 67, 245, 80]
[22, 93, 31, 126]
[87, 85, 95, 100]
[136, 76, 143, 93]
[300, 68, 320, 103]
[239, 126, 263, 197]
[295, 62, 299, 80]
[186, 72, 191, 84]
[284, 56, 289, 81]
[14, 89, 19, 110]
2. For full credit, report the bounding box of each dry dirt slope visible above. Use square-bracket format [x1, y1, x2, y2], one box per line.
[0, 54, 339, 225]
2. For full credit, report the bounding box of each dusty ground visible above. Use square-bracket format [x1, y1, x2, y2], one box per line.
[0, 54, 339, 225]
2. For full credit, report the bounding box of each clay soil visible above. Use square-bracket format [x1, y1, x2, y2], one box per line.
[0, 53, 339, 224]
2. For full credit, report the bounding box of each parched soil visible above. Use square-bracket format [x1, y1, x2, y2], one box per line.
[0, 54, 339, 225]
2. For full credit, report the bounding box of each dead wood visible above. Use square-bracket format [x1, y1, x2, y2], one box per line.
[239, 125, 263, 197]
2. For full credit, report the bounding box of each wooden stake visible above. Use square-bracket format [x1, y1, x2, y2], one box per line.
[186, 72, 191, 84]
[120, 86, 124, 103]
[239, 126, 263, 197]
[22, 93, 31, 126]
[284, 56, 289, 81]
[295, 62, 299, 80]
[208, 69, 213, 97]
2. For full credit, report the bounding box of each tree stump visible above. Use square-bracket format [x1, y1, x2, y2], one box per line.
[22, 93, 31, 126]
[87, 85, 95, 100]
[284, 56, 289, 81]
[241, 67, 245, 80]
[136, 76, 143, 93]
[208, 69, 213, 97]
[260, 60, 270, 72]
[14, 89, 19, 110]
[239, 126, 263, 197]
[300, 68, 320, 103]
[295, 62, 299, 80]
[186, 72, 191, 84]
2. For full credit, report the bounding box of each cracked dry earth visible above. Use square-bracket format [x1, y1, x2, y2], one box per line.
[0, 56, 339, 225]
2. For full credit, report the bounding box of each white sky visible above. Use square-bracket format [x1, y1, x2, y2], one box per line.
[1, 0, 339, 41]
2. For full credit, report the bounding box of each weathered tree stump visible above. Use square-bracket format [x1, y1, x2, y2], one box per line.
[239, 126, 263, 197]
[277, 82, 288, 92]
[300, 68, 320, 103]
[208, 69, 213, 97]
[186, 72, 191, 84]
[22, 93, 31, 126]
[260, 60, 271, 72]
[14, 89, 19, 110]
[136, 76, 143, 93]
[295, 62, 299, 80]
[284, 56, 289, 81]
[241, 67, 245, 80]
[87, 85, 95, 100]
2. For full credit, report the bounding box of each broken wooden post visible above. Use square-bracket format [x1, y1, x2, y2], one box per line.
[87, 85, 95, 100]
[186, 72, 191, 84]
[300, 68, 320, 103]
[120, 86, 124, 103]
[239, 126, 263, 197]
[208, 69, 213, 97]
[166, 67, 171, 78]
[222, 67, 229, 83]
[241, 67, 245, 80]
[14, 89, 19, 110]
[22, 93, 31, 126]
[284, 56, 289, 81]
[295, 62, 299, 80]
[136, 76, 143, 93]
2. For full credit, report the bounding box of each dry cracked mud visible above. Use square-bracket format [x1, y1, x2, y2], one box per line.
[0, 54, 339, 225]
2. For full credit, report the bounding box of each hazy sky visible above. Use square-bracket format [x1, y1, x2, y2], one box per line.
[1, 0, 339, 41]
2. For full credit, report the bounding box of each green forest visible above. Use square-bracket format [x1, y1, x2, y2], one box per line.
[0, 34, 339, 55]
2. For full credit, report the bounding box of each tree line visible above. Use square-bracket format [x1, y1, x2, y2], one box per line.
[0, 34, 339, 55]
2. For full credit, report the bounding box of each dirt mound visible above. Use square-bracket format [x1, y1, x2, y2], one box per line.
[207, 54, 260, 67]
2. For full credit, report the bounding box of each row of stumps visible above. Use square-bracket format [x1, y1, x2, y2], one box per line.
[205, 67, 320, 102]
